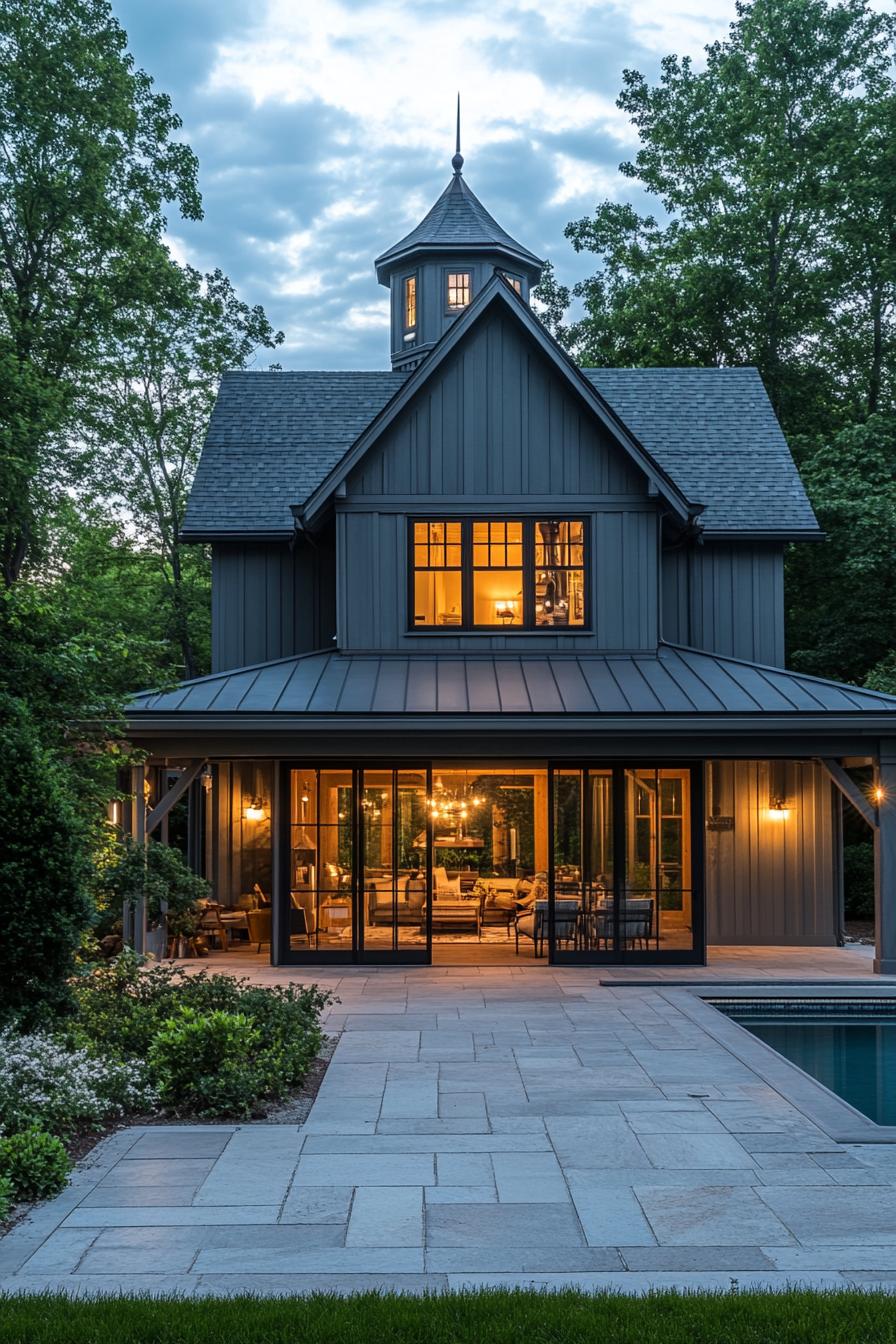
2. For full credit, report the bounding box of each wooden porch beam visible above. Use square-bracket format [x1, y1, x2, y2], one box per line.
[817, 757, 878, 830]
[145, 760, 207, 836]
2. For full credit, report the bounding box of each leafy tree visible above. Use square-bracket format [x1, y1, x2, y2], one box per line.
[549, 0, 895, 436]
[0, 0, 201, 586]
[0, 694, 93, 1023]
[85, 259, 282, 678]
[786, 416, 896, 684]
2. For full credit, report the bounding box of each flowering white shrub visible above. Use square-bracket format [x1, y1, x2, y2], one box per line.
[0, 1029, 158, 1137]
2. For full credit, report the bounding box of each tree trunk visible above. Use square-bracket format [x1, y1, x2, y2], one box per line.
[169, 542, 197, 680]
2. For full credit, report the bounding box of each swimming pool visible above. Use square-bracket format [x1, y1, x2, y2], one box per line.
[709, 998, 896, 1127]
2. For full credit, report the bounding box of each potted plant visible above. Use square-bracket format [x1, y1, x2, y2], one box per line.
[98, 837, 211, 959]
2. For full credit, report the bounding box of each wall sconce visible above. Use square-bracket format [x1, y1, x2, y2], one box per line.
[201, 767, 212, 795]
[768, 762, 792, 820]
[244, 796, 266, 822]
[873, 785, 885, 806]
[106, 799, 122, 827]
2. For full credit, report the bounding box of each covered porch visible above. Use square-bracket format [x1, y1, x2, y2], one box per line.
[125, 645, 896, 974]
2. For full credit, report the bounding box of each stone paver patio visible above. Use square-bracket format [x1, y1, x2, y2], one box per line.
[4, 959, 896, 1296]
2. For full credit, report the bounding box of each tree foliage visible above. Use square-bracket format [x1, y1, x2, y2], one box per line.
[545, 0, 895, 437]
[786, 416, 896, 684]
[84, 259, 283, 678]
[0, 695, 94, 1023]
[0, 0, 201, 585]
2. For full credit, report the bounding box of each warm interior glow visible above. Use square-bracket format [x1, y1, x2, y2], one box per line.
[446, 272, 471, 309]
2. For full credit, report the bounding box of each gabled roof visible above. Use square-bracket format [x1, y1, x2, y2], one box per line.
[300, 275, 696, 528]
[181, 317, 821, 542]
[374, 171, 543, 283]
[128, 644, 896, 721]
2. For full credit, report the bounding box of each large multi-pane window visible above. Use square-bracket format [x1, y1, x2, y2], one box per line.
[410, 519, 586, 629]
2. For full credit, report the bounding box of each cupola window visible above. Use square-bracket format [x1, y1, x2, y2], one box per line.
[404, 275, 417, 332]
[446, 272, 472, 310]
[502, 273, 522, 294]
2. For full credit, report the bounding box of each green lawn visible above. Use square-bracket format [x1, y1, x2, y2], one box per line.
[1, 1288, 895, 1344]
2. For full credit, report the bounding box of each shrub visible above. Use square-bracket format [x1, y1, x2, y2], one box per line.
[0, 1172, 13, 1222]
[844, 842, 875, 922]
[0, 1127, 70, 1201]
[0, 1027, 156, 1138]
[97, 835, 210, 936]
[148, 1008, 262, 1119]
[73, 955, 330, 1107]
[0, 695, 94, 1024]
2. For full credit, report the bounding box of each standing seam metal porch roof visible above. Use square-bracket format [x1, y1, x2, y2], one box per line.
[129, 645, 896, 719]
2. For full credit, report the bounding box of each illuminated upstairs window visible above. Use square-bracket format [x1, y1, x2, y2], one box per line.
[404, 275, 416, 332]
[446, 272, 472, 310]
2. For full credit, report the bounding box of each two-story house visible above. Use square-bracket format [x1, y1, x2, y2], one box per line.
[127, 142, 896, 974]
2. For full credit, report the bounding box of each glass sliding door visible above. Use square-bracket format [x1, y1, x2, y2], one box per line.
[549, 763, 703, 964]
[360, 768, 428, 961]
[287, 768, 354, 956]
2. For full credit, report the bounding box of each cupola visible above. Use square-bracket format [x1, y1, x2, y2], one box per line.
[375, 100, 544, 370]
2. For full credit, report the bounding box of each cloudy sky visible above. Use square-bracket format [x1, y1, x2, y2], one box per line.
[115, 0, 739, 369]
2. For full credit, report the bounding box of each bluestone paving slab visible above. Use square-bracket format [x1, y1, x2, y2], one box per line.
[425, 1185, 497, 1203]
[293, 1154, 435, 1186]
[545, 1116, 650, 1169]
[565, 1180, 656, 1247]
[125, 1132, 234, 1160]
[637, 1132, 755, 1169]
[192, 1246, 425, 1273]
[95, 1159, 215, 1187]
[64, 1206, 283, 1226]
[425, 1247, 625, 1272]
[346, 1187, 423, 1247]
[280, 1184, 354, 1224]
[756, 1185, 896, 1244]
[20, 1229, 98, 1275]
[620, 1245, 776, 1271]
[635, 1185, 796, 1246]
[78, 1185, 200, 1207]
[425, 1202, 585, 1248]
[194, 1273, 446, 1295]
[436, 1153, 493, 1186]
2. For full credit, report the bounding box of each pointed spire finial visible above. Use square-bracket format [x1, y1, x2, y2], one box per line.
[452, 93, 464, 174]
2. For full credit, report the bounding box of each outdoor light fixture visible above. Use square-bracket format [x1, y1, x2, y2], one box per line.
[244, 796, 266, 822]
[768, 797, 791, 820]
[106, 799, 121, 827]
[874, 785, 885, 805]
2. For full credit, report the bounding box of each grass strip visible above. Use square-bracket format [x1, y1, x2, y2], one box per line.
[1, 1287, 895, 1344]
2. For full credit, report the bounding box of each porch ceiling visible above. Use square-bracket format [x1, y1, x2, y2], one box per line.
[128, 644, 896, 722]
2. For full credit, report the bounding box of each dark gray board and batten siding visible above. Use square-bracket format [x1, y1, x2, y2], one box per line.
[705, 760, 837, 946]
[211, 529, 336, 674]
[662, 543, 786, 668]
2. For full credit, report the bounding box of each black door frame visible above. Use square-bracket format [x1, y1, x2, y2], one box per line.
[276, 761, 432, 966]
[547, 761, 705, 966]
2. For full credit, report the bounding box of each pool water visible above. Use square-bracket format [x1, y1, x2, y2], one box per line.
[710, 998, 896, 1126]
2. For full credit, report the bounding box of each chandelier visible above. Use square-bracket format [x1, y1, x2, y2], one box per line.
[427, 776, 484, 826]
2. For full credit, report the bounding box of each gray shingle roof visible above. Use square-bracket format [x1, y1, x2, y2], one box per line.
[582, 368, 819, 535]
[129, 645, 896, 718]
[374, 172, 543, 278]
[182, 365, 819, 539]
[182, 371, 407, 537]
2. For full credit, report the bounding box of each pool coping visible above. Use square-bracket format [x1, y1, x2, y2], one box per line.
[664, 985, 896, 1145]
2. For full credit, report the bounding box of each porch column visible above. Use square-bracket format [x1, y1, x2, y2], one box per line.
[874, 739, 896, 975]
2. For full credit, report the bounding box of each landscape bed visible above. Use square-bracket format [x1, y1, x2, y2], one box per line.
[2, 1288, 896, 1344]
[709, 997, 896, 1126]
